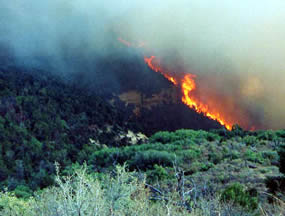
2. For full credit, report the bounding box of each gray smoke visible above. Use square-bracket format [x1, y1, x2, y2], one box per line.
[1, 0, 285, 129]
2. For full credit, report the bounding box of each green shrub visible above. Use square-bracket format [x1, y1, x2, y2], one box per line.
[221, 183, 258, 211]
[276, 130, 285, 139]
[13, 185, 33, 199]
[244, 150, 264, 164]
[129, 150, 176, 170]
[262, 151, 279, 165]
[149, 131, 178, 144]
[257, 130, 277, 141]
[204, 132, 221, 142]
[0, 165, 190, 216]
[180, 149, 201, 162]
[188, 161, 213, 173]
[0, 191, 34, 216]
[208, 152, 223, 164]
[146, 165, 168, 182]
[243, 135, 258, 146]
[149, 129, 218, 144]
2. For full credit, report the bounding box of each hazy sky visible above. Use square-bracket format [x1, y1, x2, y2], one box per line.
[1, 0, 285, 129]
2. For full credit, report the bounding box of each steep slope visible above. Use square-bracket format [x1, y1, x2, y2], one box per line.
[0, 65, 144, 189]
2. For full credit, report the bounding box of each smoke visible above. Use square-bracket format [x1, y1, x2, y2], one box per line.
[1, 1, 117, 68]
[1, 0, 285, 129]
[118, 0, 285, 129]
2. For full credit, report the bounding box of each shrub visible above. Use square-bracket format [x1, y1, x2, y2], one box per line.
[13, 185, 33, 199]
[149, 131, 178, 144]
[262, 151, 279, 165]
[276, 130, 285, 139]
[257, 130, 277, 141]
[231, 124, 245, 137]
[0, 165, 190, 216]
[0, 191, 34, 216]
[146, 165, 169, 182]
[149, 129, 216, 144]
[180, 149, 201, 162]
[221, 183, 258, 211]
[244, 150, 264, 164]
[208, 152, 223, 164]
[129, 150, 176, 170]
[243, 135, 258, 146]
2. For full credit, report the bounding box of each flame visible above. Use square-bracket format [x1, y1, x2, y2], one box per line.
[118, 37, 146, 48]
[118, 37, 236, 130]
[118, 37, 132, 47]
[144, 56, 232, 130]
[144, 56, 178, 85]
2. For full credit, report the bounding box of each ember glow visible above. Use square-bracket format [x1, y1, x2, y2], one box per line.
[118, 37, 132, 47]
[144, 56, 232, 130]
[118, 38, 146, 48]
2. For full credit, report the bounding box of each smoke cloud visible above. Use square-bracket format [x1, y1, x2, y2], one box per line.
[1, 0, 285, 129]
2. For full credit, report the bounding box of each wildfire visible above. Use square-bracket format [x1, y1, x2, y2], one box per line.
[144, 56, 178, 85]
[144, 56, 232, 130]
[118, 37, 236, 130]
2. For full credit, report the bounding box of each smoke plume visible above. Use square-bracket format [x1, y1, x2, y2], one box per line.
[1, 0, 285, 129]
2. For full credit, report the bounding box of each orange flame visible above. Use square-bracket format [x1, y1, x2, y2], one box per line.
[144, 56, 232, 130]
[144, 56, 178, 85]
[118, 37, 236, 130]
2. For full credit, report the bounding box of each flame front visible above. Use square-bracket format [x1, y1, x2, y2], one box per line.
[118, 38, 235, 130]
[144, 56, 178, 85]
[144, 56, 232, 130]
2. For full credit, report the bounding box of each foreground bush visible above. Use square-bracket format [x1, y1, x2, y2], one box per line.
[1, 165, 283, 216]
[0, 165, 189, 216]
[221, 183, 258, 211]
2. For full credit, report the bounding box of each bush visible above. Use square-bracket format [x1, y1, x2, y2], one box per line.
[149, 129, 217, 144]
[13, 185, 33, 199]
[243, 135, 258, 146]
[180, 149, 201, 162]
[0, 165, 190, 216]
[146, 165, 169, 182]
[257, 130, 277, 141]
[221, 183, 258, 211]
[265, 143, 285, 201]
[208, 152, 223, 164]
[261, 151, 279, 164]
[1, 165, 279, 216]
[244, 150, 264, 164]
[0, 191, 34, 216]
[129, 150, 176, 170]
[149, 131, 178, 144]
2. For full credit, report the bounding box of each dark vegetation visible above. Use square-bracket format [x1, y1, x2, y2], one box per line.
[0, 65, 285, 214]
[0, 66, 135, 190]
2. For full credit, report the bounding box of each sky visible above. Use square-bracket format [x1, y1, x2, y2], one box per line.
[1, 0, 285, 129]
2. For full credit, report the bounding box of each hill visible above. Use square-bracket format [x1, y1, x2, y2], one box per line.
[0, 64, 144, 190]
[0, 64, 284, 215]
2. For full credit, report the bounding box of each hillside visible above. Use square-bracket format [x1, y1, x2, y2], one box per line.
[0, 65, 145, 190]
[0, 66, 285, 215]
